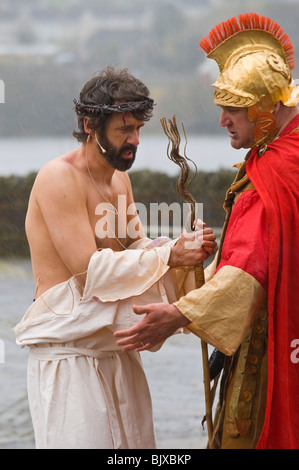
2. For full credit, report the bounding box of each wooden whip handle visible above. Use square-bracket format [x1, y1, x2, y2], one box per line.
[194, 263, 205, 288]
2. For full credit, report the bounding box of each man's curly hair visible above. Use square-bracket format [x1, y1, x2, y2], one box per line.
[72, 66, 154, 143]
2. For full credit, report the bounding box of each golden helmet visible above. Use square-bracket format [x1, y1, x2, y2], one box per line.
[200, 13, 299, 147]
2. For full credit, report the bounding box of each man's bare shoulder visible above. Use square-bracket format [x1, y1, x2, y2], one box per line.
[33, 149, 86, 201]
[36, 150, 84, 186]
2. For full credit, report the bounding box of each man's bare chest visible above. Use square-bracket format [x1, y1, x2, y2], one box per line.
[86, 189, 130, 250]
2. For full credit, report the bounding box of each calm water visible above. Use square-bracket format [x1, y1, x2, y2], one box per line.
[0, 259, 210, 449]
[0, 134, 242, 177]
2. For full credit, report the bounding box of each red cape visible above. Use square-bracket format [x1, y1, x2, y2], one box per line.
[247, 114, 299, 449]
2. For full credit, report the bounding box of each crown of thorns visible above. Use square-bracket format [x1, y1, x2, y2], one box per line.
[73, 98, 155, 115]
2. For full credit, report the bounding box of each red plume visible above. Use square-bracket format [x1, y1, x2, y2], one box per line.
[199, 13, 295, 70]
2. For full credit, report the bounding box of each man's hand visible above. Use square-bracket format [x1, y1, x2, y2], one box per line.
[168, 225, 217, 268]
[114, 303, 190, 351]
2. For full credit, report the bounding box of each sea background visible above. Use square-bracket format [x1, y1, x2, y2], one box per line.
[0, 134, 240, 177]
[0, 134, 238, 449]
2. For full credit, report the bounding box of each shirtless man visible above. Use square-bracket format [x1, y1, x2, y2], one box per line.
[15, 66, 216, 449]
[26, 67, 215, 298]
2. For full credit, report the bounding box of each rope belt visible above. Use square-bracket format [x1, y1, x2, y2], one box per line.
[29, 346, 118, 362]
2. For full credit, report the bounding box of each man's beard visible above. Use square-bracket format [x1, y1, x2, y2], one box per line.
[97, 134, 137, 171]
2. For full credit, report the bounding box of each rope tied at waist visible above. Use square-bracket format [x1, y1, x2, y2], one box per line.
[29, 346, 119, 362]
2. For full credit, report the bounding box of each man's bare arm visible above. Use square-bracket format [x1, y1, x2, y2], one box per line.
[168, 227, 217, 267]
[34, 160, 98, 286]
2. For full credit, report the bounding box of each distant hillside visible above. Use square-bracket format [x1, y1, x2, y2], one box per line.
[0, 0, 297, 137]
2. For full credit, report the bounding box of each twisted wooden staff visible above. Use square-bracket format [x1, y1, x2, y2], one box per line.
[160, 115, 214, 447]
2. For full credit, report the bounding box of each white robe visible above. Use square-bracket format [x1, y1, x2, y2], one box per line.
[14, 238, 191, 449]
